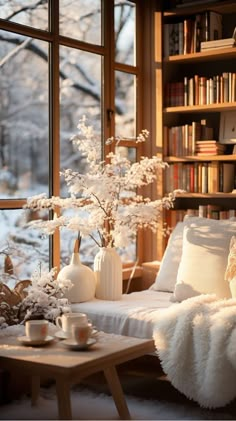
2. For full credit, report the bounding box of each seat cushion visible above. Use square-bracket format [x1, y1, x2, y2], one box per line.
[71, 290, 173, 339]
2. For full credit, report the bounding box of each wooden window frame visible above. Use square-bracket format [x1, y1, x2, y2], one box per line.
[0, 0, 157, 280]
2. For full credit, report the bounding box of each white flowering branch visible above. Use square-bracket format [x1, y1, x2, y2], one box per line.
[25, 115, 177, 248]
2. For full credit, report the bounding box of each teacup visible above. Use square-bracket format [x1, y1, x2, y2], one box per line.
[71, 321, 93, 345]
[55, 312, 88, 337]
[25, 320, 49, 341]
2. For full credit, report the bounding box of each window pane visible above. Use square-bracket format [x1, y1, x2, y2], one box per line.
[115, 0, 135, 66]
[60, 46, 102, 194]
[60, 0, 102, 45]
[60, 210, 98, 269]
[115, 146, 136, 163]
[0, 209, 49, 284]
[118, 241, 136, 263]
[0, 0, 48, 31]
[114, 146, 137, 263]
[59, 47, 103, 263]
[0, 31, 49, 198]
[115, 71, 136, 138]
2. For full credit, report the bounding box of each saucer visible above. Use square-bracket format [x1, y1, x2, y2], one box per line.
[55, 328, 98, 340]
[54, 330, 68, 340]
[61, 337, 97, 351]
[17, 335, 54, 347]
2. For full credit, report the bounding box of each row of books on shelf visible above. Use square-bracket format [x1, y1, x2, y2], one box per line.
[165, 162, 235, 193]
[165, 72, 236, 107]
[164, 121, 218, 156]
[166, 207, 236, 228]
[163, 10, 222, 57]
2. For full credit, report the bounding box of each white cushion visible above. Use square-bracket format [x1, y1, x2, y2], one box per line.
[151, 221, 184, 292]
[225, 236, 236, 282]
[224, 236, 236, 298]
[172, 218, 235, 302]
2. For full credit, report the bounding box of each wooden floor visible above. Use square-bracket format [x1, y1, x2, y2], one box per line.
[82, 355, 236, 419]
[2, 355, 236, 419]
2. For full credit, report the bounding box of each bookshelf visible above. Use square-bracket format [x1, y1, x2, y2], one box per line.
[155, 0, 236, 257]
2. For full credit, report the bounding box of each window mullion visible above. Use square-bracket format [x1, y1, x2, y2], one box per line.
[49, 0, 60, 269]
[104, 0, 115, 157]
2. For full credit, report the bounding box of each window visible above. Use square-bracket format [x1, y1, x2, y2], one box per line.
[0, 0, 147, 280]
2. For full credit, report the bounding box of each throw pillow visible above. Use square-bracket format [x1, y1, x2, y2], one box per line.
[150, 221, 184, 292]
[225, 236, 236, 282]
[172, 218, 235, 302]
[224, 236, 236, 298]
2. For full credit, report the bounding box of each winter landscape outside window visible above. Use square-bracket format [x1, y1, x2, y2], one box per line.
[0, 0, 143, 284]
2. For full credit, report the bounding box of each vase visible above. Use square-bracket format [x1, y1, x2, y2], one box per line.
[94, 247, 122, 300]
[57, 250, 96, 303]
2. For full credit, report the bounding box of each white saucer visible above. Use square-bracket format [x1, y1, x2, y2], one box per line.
[54, 330, 68, 339]
[55, 328, 98, 340]
[17, 335, 54, 347]
[61, 337, 97, 350]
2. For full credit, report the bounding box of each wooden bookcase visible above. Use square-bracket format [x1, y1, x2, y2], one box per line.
[154, 0, 236, 258]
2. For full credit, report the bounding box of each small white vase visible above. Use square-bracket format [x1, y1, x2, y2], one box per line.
[57, 252, 96, 303]
[94, 247, 122, 300]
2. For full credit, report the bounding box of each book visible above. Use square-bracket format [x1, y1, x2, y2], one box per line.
[219, 163, 235, 192]
[201, 38, 235, 50]
[207, 10, 222, 41]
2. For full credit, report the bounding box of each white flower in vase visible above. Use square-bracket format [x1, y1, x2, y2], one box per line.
[24, 115, 177, 300]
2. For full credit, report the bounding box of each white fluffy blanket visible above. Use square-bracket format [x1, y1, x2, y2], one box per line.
[153, 294, 236, 409]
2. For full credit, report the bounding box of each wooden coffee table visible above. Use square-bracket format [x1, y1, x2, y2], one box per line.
[0, 332, 155, 420]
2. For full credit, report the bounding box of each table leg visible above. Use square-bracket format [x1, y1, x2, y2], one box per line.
[56, 378, 72, 420]
[103, 366, 131, 420]
[31, 375, 40, 406]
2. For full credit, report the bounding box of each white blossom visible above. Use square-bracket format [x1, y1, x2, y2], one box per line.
[19, 267, 72, 323]
[24, 118, 177, 248]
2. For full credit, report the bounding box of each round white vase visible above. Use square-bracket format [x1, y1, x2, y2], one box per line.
[94, 247, 122, 300]
[57, 252, 96, 303]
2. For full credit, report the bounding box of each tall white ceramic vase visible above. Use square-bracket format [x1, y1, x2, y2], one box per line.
[57, 238, 96, 303]
[94, 247, 122, 300]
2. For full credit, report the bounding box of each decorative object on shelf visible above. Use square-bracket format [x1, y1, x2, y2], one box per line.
[219, 111, 236, 144]
[24, 116, 177, 300]
[94, 247, 122, 300]
[57, 234, 96, 303]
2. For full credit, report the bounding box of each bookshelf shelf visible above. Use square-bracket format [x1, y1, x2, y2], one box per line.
[175, 192, 236, 198]
[164, 1, 236, 17]
[164, 103, 236, 114]
[165, 155, 236, 162]
[164, 48, 236, 63]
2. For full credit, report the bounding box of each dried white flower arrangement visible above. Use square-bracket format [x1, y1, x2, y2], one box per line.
[25, 116, 176, 249]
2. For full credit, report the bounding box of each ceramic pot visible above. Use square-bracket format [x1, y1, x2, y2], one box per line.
[94, 247, 122, 300]
[57, 252, 96, 303]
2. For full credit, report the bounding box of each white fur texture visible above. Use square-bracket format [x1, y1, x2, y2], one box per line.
[153, 294, 236, 409]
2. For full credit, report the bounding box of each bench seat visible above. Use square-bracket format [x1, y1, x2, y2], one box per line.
[71, 290, 173, 340]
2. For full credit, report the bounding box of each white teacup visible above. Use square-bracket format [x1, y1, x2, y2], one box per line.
[71, 321, 93, 345]
[55, 312, 88, 337]
[25, 320, 49, 341]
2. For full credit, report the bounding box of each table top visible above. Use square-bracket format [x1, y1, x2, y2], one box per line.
[0, 332, 155, 377]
